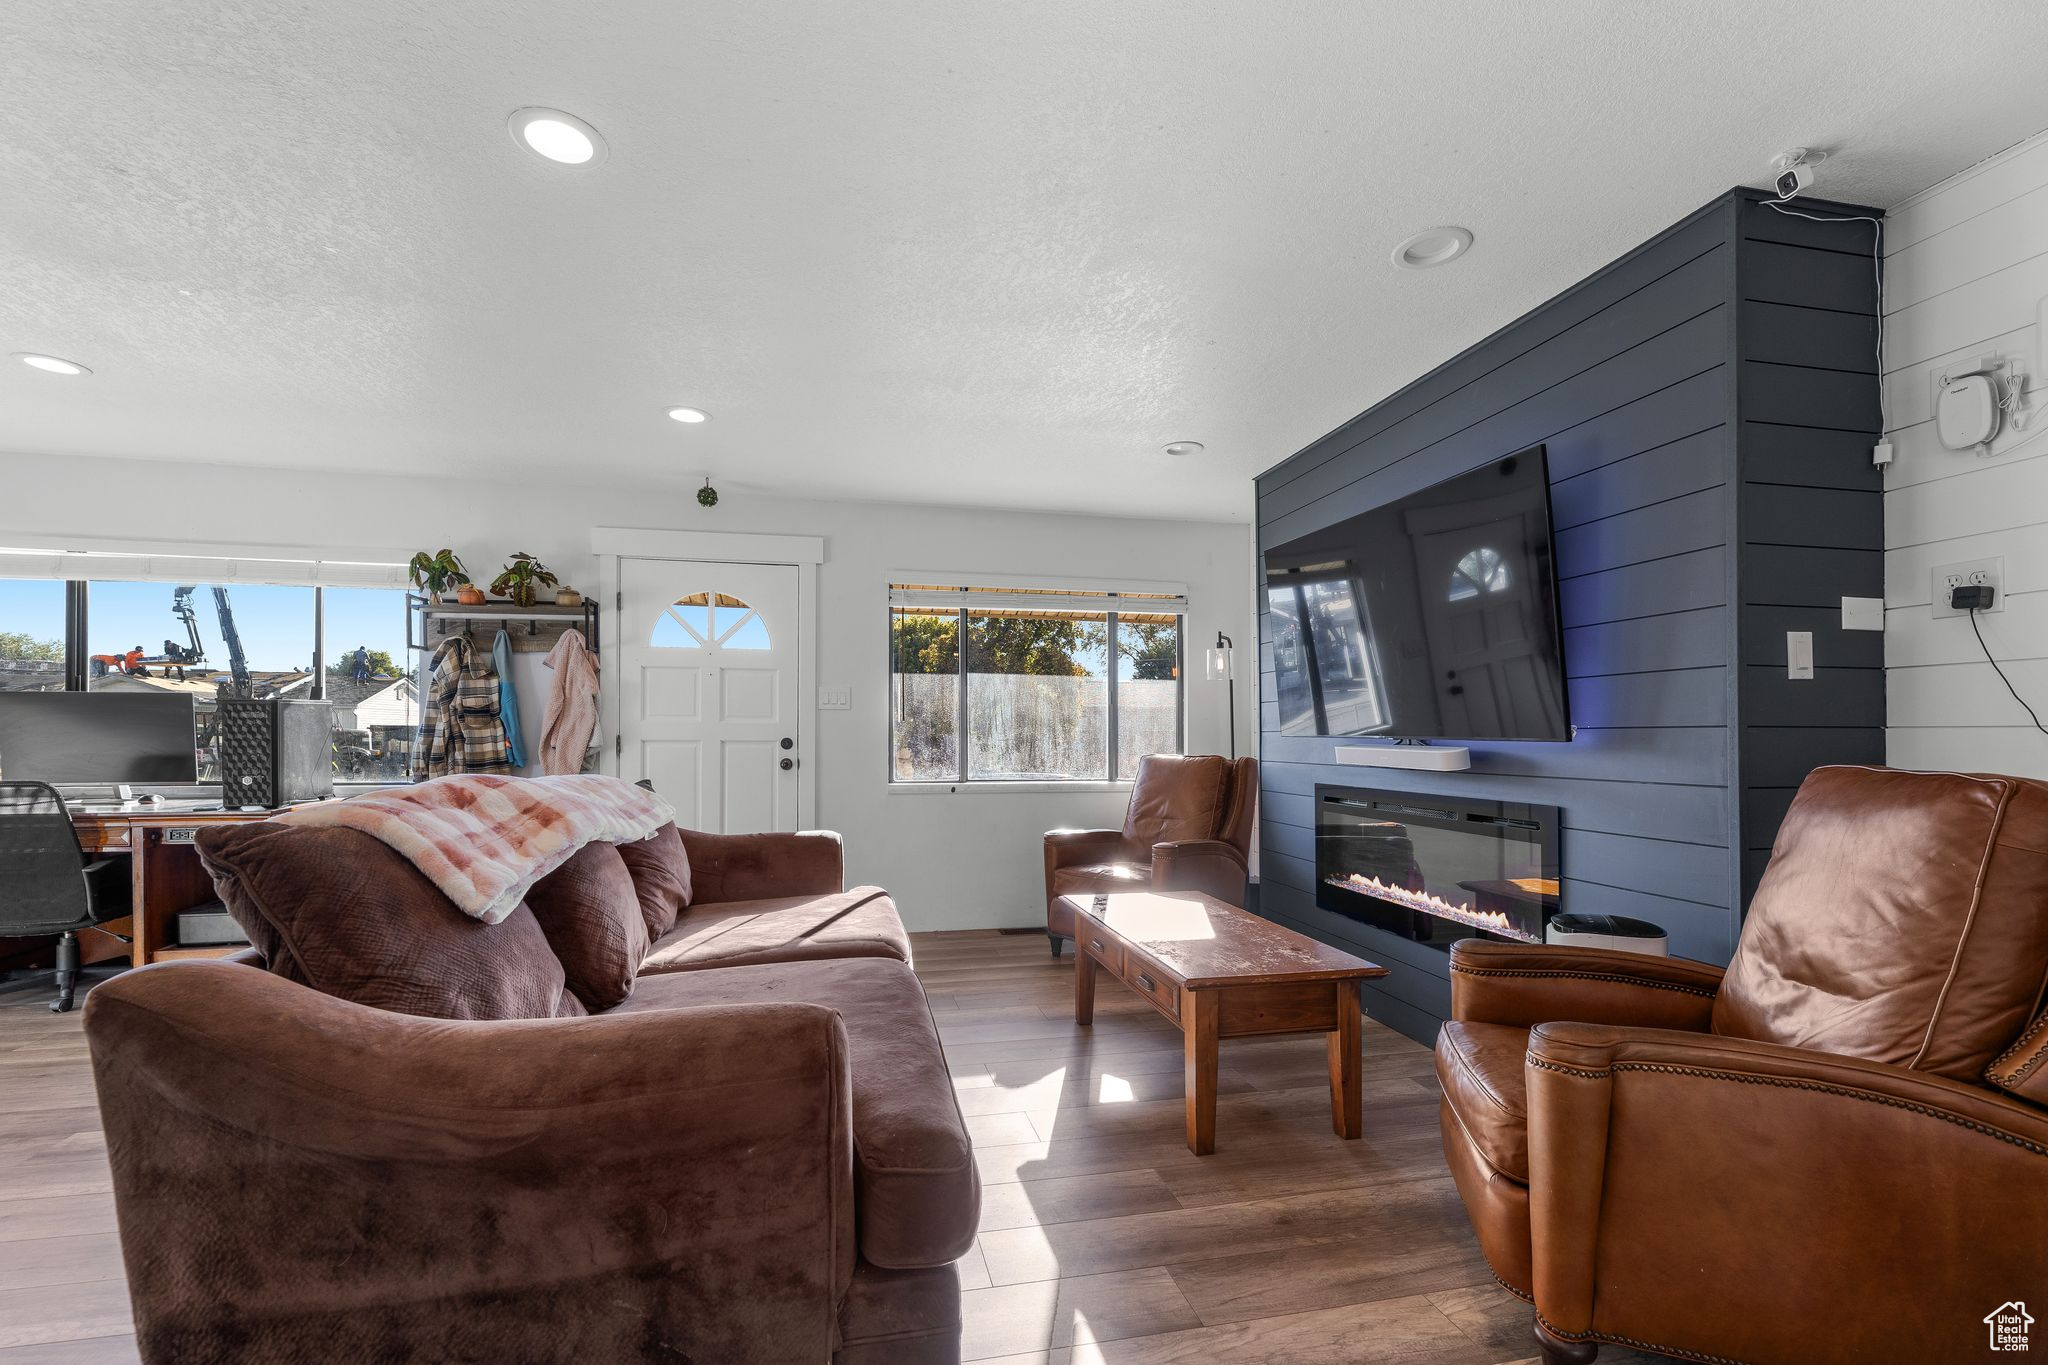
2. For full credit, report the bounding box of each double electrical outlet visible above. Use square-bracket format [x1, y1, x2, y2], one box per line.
[1930, 557, 2004, 618]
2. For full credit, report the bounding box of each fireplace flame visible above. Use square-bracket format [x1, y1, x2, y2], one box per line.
[1325, 872, 1543, 944]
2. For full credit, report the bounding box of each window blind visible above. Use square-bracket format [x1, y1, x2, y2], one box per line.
[0, 548, 410, 589]
[887, 584, 1188, 613]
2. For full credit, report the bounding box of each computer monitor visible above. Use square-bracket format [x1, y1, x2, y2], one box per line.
[0, 691, 200, 785]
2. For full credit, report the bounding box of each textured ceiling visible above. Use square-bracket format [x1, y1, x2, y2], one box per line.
[3, 1, 2047, 522]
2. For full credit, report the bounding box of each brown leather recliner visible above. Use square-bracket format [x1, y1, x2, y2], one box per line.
[1436, 765, 2048, 1365]
[1042, 754, 1257, 954]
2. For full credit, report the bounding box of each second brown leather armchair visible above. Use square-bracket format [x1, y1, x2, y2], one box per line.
[1042, 754, 1257, 955]
[1437, 765, 2048, 1365]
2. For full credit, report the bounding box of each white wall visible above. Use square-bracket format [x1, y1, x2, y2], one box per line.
[0, 452, 1254, 929]
[1883, 129, 2048, 778]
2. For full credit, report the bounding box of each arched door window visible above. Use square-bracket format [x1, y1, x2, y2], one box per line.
[1447, 547, 1510, 602]
[648, 591, 771, 649]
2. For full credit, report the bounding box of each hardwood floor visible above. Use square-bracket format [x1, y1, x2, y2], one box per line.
[0, 933, 1678, 1364]
[914, 930, 1679, 1365]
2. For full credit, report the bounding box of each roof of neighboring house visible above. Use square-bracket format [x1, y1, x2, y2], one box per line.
[322, 673, 412, 708]
[93, 670, 316, 699]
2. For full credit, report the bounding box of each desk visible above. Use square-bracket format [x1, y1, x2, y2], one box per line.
[71, 808, 287, 966]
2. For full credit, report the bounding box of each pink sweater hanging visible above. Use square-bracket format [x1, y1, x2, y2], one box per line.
[539, 628, 601, 774]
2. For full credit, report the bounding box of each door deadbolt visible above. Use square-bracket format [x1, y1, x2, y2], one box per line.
[779, 737, 794, 750]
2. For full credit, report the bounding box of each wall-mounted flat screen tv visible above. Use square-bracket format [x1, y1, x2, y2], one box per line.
[1264, 445, 1570, 742]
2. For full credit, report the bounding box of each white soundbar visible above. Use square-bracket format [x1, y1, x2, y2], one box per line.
[1333, 742, 1471, 772]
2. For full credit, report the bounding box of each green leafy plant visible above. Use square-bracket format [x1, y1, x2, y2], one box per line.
[407, 548, 471, 598]
[490, 552, 560, 608]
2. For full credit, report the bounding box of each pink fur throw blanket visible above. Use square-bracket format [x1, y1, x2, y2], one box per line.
[278, 774, 677, 923]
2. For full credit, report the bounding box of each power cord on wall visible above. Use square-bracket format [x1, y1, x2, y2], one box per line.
[1968, 606, 2048, 737]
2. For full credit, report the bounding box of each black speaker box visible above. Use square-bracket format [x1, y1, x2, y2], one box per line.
[218, 698, 334, 809]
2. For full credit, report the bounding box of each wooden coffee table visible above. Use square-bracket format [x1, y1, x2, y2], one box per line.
[1062, 890, 1389, 1155]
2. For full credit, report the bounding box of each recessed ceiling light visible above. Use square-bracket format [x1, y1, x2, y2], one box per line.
[666, 407, 710, 424]
[509, 108, 607, 166]
[13, 353, 90, 376]
[1163, 441, 1203, 457]
[1391, 226, 1474, 270]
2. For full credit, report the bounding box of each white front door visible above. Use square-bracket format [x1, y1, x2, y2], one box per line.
[617, 558, 802, 832]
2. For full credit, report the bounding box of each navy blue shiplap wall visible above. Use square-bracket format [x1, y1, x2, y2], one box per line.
[1253, 189, 1882, 1045]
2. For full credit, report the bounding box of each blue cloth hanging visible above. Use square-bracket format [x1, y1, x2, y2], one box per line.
[492, 628, 527, 769]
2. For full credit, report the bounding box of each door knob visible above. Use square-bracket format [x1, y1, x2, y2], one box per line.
[780, 757, 796, 771]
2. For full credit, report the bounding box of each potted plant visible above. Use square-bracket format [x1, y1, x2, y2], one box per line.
[490, 552, 560, 608]
[407, 548, 471, 603]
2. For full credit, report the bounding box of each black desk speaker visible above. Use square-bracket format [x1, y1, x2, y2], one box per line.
[218, 698, 334, 809]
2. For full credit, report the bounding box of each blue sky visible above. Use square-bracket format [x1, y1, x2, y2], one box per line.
[0, 579, 410, 674]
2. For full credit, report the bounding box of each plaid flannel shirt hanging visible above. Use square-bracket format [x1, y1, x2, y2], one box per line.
[418, 635, 514, 777]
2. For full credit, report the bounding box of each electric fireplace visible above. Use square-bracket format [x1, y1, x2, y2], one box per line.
[1315, 784, 1560, 948]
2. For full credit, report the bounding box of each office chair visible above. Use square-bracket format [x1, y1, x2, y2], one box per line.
[0, 782, 131, 1012]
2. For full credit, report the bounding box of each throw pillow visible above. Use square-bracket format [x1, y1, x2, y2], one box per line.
[196, 822, 579, 1021]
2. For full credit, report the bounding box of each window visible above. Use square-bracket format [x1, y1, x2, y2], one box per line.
[0, 579, 66, 693]
[650, 592, 770, 650]
[322, 587, 416, 782]
[89, 581, 316, 782]
[0, 569, 413, 786]
[889, 584, 1185, 784]
[1448, 547, 1510, 601]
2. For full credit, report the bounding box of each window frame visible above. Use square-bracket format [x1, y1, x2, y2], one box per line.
[3, 566, 416, 790]
[886, 581, 1189, 791]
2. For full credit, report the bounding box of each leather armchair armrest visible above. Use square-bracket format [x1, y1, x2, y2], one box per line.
[85, 963, 856, 1365]
[681, 827, 845, 902]
[1448, 939, 1724, 1031]
[1524, 1021, 2048, 1360]
[1150, 839, 1250, 907]
[1043, 828, 1126, 871]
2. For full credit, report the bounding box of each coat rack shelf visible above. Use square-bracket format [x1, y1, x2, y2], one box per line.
[404, 595, 602, 656]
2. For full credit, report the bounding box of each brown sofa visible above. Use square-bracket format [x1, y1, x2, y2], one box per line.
[83, 821, 978, 1365]
[1043, 754, 1257, 955]
[1436, 765, 2048, 1365]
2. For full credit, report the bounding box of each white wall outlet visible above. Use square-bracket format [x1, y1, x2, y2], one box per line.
[1930, 557, 2005, 618]
[1786, 631, 1815, 680]
[817, 685, 851, 710]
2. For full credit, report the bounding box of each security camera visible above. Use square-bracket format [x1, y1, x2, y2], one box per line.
[1771, 148, 1820, 201]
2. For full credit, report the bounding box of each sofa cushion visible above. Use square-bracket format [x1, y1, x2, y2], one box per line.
[680, 828, 843, 905]
[616, 822, 691, 938]
[195, 823, 580, 1021]
[617, 959, 978, 1268]
[1434, 1021, 1529, 1183]
[1121, 754, 1227, 860]
[640, 888, 910, 974]
[1714, 766, 2048, 1081]
[523, 841, 650, 1011]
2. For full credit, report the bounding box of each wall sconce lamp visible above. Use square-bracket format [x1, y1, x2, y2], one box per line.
[1206, 632, 1235, 758]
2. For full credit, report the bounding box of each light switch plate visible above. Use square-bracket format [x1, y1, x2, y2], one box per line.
[1930, 557, 2005, 618]
[1840, 596, 1885, 631]
[818, 686, 852, 711]
[1786, 631, 1815, 680]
